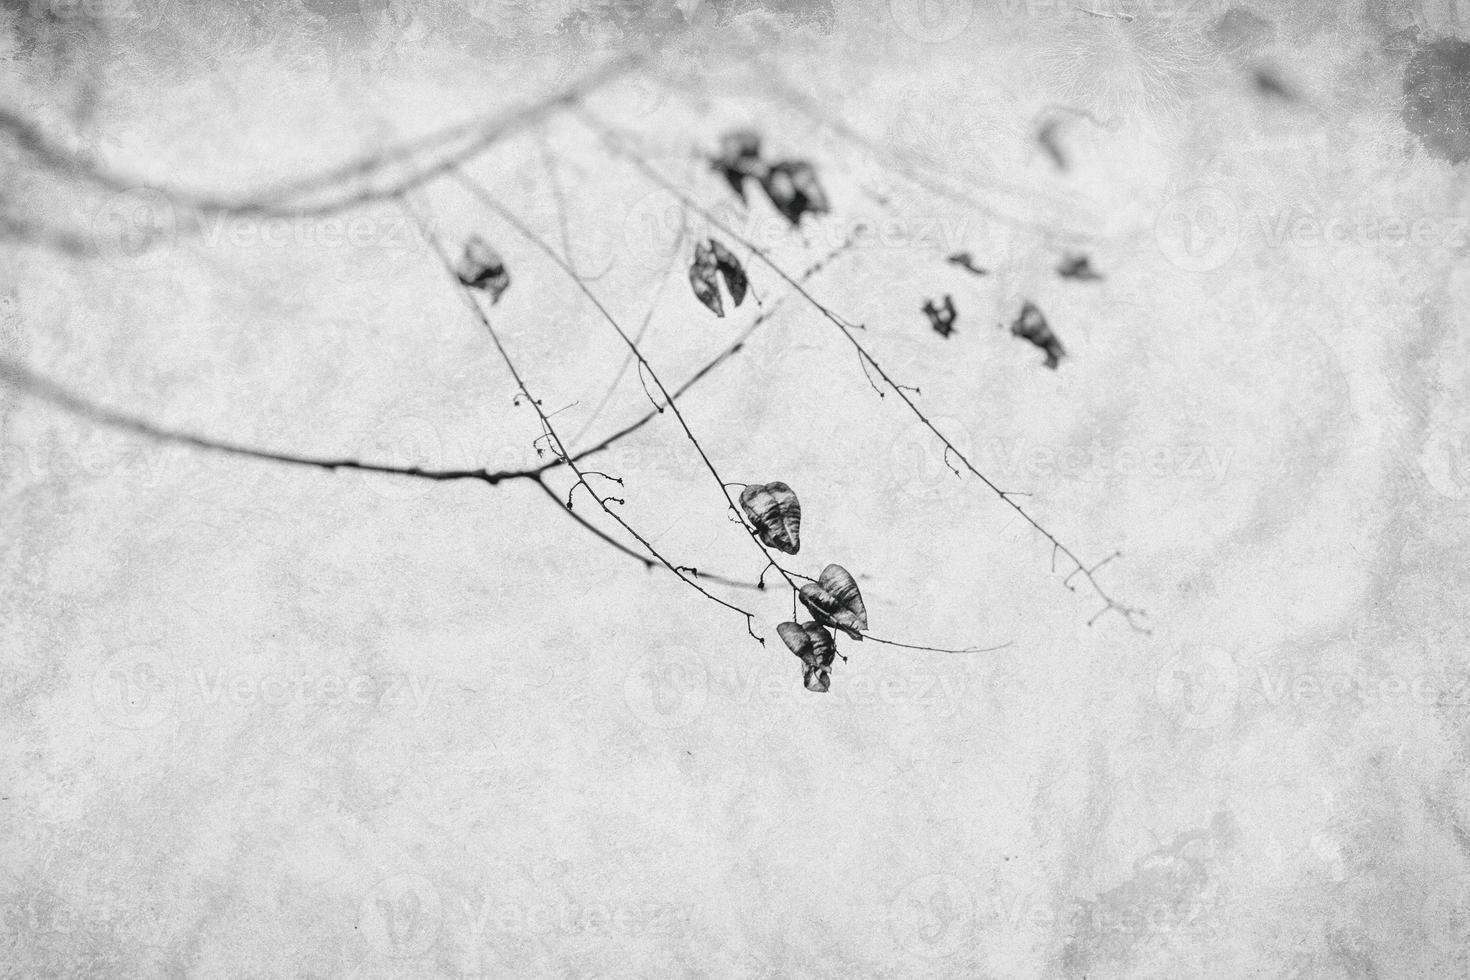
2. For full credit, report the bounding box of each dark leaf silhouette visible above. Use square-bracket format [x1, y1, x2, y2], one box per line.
[1057, 253, 1102, 281]
[798, 563, 868, 640]
[1010, 300, 1065, 369]
[710, 129, 763, 202]
[947, 252, 988, 276]
[777, 621, 837, 693]
[759, 160, 830, 226]
[455, 236, 510, 303]
[739, 481, 801, 554]
[922, 295, 957, 338]
[689, 239, 749, 317]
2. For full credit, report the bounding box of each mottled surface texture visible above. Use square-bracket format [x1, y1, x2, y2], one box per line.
[3, 1, 1469, 977]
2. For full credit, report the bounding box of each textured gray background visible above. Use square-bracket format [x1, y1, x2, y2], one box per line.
[3, 0, 1470, 976]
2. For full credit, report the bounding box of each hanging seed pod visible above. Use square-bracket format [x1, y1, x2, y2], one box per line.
[777, 621, 837, 693]
[738, 481, 801, 554]
[455, 236, 510, 304]
[797, 563, 868, 641]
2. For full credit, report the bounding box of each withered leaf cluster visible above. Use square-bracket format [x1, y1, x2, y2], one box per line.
[710, 129, 830, 226]
[738, 482, 870, 693]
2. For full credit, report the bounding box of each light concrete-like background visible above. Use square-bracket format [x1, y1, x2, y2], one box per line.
[3, 0, 1469, 976]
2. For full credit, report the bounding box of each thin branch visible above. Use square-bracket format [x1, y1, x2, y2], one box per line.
[405, 193, 766, 643]
[448, 169, 807, 603]
[575, 107, 1148, 633]
[0, 357, 533, 485]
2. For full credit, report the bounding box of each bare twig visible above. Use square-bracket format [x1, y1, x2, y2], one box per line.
[405, 193, 767, 642]
[575, 106, 1148, 633]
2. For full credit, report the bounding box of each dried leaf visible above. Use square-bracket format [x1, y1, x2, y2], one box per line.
[455, 236, 510, 303]
[689, 239, 748, 317]
[739, 481, 801, 554]
[777, 621, 836, 693]
[798, 563, 868, 641]
[922, 295, 957, 338]
[1010, 300, 1066, 369]
[1057, 253, 1102, 281]
[759, 160, 830, 226]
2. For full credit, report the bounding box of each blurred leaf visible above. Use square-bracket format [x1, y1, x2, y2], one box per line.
[739, 481, 801, 554]
[1010, 300, 1066, 369]
[455, 236, 510, 304]
[710, 129, 763, 203]
[947, 252, 988, 276]
[1057, 253, 1102, 281]
[759, 160, 830, 226]
[922, 295, 957, 338]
